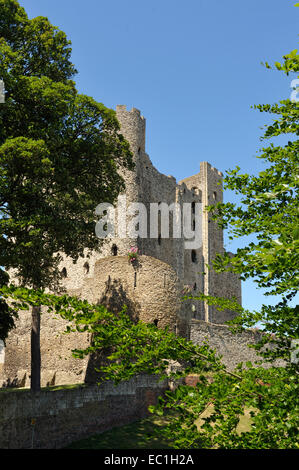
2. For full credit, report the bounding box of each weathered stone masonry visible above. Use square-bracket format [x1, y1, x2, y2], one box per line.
[0, 105, 242, 388]
[0, 375, 167, 449]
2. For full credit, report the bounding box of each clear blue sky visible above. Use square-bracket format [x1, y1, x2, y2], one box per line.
[18, 0, 298, 314]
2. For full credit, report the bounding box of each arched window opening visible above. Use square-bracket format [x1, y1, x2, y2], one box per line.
[111, 244, 118, 256]
[191, 250, 197, 263]
[192, 304, 196, 318]
[61, 267, 67, 278]
[134, 272, 137, 288]
[83, 262, 89, 275]
[213, 191, 217, 201]
[153, 319, 159, 327]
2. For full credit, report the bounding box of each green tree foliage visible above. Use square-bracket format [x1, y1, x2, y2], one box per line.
[0, 1, 297, 448]
[205, 48, 299, 363]
[47, 44, 297, 448]
[0, 0, 133, 389]
[1, 281, 297, 448]
[0, 267, 16, 342]
[150, 46, 299, 448]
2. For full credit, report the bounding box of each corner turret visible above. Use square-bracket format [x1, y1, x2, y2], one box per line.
[116, 105, 146, 155]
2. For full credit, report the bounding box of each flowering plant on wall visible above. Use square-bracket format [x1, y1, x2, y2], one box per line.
[127, 246, 139, 264]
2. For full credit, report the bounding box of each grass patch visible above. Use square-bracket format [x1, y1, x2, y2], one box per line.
[0, 383, 86, 394]
[195, 404, 253, 434]
[66, 406, 253, 449]
[65, 415, 173, 449]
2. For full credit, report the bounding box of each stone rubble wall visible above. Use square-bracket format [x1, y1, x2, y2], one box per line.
[0, 375, 167, 449]
[190, 320, 284, 371]
[1, 105, 241, 387]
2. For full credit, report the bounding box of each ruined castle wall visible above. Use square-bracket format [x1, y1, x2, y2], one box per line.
[180, 162, 241, 324]
[190, 320, 285, 371]
[117, 108, 208, 325]
[178, 179, 205, 322]
[0, 305, 89, 388]
[134, 150, 181, 274]
[0, 341, 5, 378]
[80, 255, 180, 332]
[0, 375, 167, 449]
[1, 105, 243, 388]
[190, 320, 265, 371]
[58, 107, 241, 327]
[201, 163, 241, 324]
[0, 254, 181, 388]
[208, 269, 242, 324]
[108, 106, 207, 328]
[56, 106, 146, 293]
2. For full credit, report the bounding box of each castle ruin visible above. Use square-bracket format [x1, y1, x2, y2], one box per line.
[0, 105, 242, 387]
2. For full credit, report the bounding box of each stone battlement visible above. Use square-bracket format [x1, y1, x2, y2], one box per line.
[116, 104, 146, 121]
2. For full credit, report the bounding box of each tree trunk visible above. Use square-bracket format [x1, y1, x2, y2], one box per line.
[31, 305, 41, 391]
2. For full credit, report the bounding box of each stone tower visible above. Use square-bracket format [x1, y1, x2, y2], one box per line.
[0, 106, 241, 388]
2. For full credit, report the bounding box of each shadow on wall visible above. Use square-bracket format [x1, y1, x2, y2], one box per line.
[84, 277, 141, 384]
[100, 275, 141, 322]
[1, 377, 20, 388]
